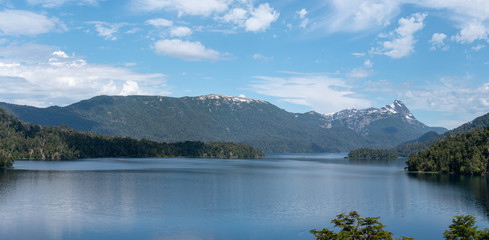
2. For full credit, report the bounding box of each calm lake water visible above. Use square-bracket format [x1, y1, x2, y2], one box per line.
[1, 154, 489, 240]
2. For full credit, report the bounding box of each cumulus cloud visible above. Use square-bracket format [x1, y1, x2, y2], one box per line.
[170, 26, 192, 37]
[131, 0, 229, 16]
[222, 8, 248, 25]
[453, 21, 488, 43]
[414, 0, 489, 44]
[310, 0, 489, 48]
[245, 3, 279, 32]
[146, 18, 173, 28]
[135, 1, 279, 33]
[250, 73, 370, 113]
[0, 10, 66, 36]
[375, 13, 427, 58]
[120, 81, 143, 96]
[0, 46, 167, 107]
[153, 39, 221, 61]
[429, 33, 448, 50]
[88, 21, 126, 40]
[219, 3, 279, 32]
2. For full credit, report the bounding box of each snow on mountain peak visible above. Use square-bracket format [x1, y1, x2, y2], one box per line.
[198, 94, 265, 104]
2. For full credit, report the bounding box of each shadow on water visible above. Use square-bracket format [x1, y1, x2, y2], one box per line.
[408, 172, 489, 219]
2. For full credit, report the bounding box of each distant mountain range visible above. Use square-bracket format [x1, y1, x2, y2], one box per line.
[0, 94, 446, 153]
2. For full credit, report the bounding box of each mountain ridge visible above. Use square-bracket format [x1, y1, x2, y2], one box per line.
[0, 94, 446, 153]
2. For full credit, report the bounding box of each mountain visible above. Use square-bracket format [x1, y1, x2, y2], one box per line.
[296, 100, 446, 148]
[393, 112, 489, 157]
[0, 107, 263, 167]
[0, 95, 445, 153]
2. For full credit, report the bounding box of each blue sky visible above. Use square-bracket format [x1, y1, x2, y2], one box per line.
[0, 0, 488, 129]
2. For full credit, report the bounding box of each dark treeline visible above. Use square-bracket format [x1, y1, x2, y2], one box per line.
[407, 127, 489, 175]
[0, 108, 263, 168]
[394, 112, 489, 158]
[347, 148, 398, 160]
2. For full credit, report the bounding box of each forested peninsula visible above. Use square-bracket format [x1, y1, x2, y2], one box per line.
[347, 148, 398, 160]
[0, 108, 264, 168]
[406, 126, 489, 175]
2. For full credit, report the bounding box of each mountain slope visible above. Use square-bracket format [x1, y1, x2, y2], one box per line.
[296, 100, 446, 148]
[0, 95, 444, 153]
[0, 107, 263, 167]
[393, 112, 489, 157]
[406, 126, 489, 175]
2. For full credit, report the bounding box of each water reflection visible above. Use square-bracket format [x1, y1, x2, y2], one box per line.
[408, 173, 489, 219]
[0, 157, 489, 239]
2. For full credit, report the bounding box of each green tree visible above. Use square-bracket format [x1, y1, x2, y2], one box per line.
[0, 150, 13, 168]
[443, 215, 489, 240]
[310, 211, 411, 240]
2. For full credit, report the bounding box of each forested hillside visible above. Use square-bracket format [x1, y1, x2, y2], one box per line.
[393, 112, 489, 157]
[0, 95, 444, 153]
[406, 127, 489, 175]
[0, 108, 263, 168]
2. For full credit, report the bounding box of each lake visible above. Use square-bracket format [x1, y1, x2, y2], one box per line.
[1, 154, 488, 239]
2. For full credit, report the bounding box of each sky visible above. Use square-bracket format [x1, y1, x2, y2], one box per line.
[0, 0, 488, 129]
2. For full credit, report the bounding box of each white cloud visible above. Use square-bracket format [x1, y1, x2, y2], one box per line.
[135, 1, 279, 33]
[222, 8, 248, 25]
[296, 9, 309, 29]
[453, 21, 488, 43]
[346, 60, 374, 79]
[245, 3, 279, 32]
[0, 43, 57, 63]
[131, 0, 229, 16]
[220, 4, 279, 32]
[146, 18, 173, 28]
[402, 80, 489, 122]
[252, 53, 273, 62]
[310, 0, 489, 48]
[346, 68, 372, 79]
[364, 59, 373, 68]
[88, 21, 126, 40]
[250, 73, 370, 113]
[429, 33, 448, 50]
[52, 50, 69, 59]
[472, 44, 485, 51]
[120, 81, 143, 96]
[0, 47, 168, 107]
[376, 13, 427, 58]
[153, 39, 221, 61]
[311, 0, 400, 33]
[170, 26, 192, 37]
[0, 10, 65, 36]
[297, 9, 307, 19]
[413, 0, 489, 44]
[26, 0, 100, 7]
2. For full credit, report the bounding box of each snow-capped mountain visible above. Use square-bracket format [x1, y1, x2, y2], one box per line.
[0, 95, 446, 152]
[322, 100, 422, 135]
